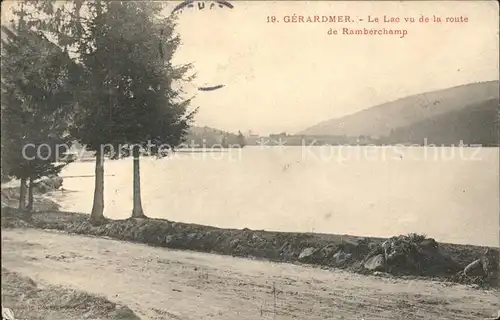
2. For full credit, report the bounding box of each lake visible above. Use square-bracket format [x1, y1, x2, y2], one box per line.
[51, 146, 499, 246]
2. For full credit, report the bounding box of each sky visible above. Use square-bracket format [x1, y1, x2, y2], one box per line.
[169, 1, 499, 134]
[2, 1, 499, 135]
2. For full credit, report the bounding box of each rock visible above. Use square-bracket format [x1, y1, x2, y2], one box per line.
[2, 308, 16, 320]
[332, 250, 352, 265]
[34, 176, 63, 193]
[35, 183, 49, 193]
[279, 242, 295, 260]
[315, 245, 336, 261]
[109, 305, 140, 320]
[298, 247, 316, 261]
[479, 249, 500, 283]
[230, 239, 240, 249]
[464, 259, 483, 277]
[364, 254, 385, 271]
[368, 242, 378, 250]
[186, 233, 198, 243]
[165, 235, 174, 245]
[48, 176, 63, 189]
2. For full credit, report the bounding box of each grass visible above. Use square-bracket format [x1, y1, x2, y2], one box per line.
[406, 233, 427, 243]
[1, 268, 140, 320]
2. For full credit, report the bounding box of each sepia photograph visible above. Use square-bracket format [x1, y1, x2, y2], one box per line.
[1, 1, 499, 319]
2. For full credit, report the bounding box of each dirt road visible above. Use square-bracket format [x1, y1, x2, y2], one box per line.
[2, 229, 498, 320]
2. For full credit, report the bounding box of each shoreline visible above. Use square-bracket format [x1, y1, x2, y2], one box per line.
[2, 181, 498, 288]
[2, 208, 498, 288]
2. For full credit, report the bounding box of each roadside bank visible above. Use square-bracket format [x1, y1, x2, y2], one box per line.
[3, 228, 499, 320]
[1, 209, 498, 288]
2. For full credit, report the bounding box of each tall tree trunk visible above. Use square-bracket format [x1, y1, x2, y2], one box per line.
[27, 177, 34, 212]
[90, 150, 105, 224]
[18, 178, 27, 210]
[131, 145, 146, 218]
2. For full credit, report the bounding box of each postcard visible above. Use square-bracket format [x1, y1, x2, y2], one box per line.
[1, 1, 499, 319]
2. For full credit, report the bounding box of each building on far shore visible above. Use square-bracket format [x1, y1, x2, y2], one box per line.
[245, 130, 260, 145]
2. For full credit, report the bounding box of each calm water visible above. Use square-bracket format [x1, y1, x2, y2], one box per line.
[51, 146, 499, 246]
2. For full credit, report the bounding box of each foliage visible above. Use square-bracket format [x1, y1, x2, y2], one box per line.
[60, 1, 197, 153]
[184, 127, 247, 148]
[9, 0, 196, 153]
[1, 23, 78, 185]
[406, 233, 428, 244]
[237, 131, 246, 147]
[6, 1, 197, 219]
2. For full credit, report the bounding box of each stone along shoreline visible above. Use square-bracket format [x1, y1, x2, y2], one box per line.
[1, 209, 498, 288]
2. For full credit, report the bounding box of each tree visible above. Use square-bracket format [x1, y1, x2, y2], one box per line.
[220, 134, 228, 148]
[118, 2, 196, 217]
[25, 164, 62, 212]
[9, 0, 117, 223]
[72, 2, 196, 219]
[1, 22, 78, 212]
[11, 1, 196, 221]
[237, 131, 246, 148]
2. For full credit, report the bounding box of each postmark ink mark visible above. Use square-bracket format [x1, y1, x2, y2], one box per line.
[170, 1, 234, 91]
[172, 0, 233, 15]
[198, 84, 225, 91]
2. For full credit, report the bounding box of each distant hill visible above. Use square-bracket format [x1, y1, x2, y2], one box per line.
[300, 81, 499, 139]
[184, 126, 246, 148]
[380, 98, 499, 146]
[63, 126, 247, 157]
